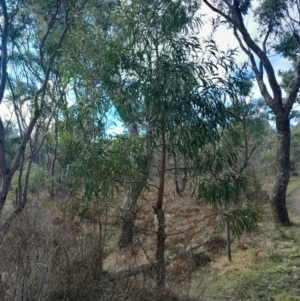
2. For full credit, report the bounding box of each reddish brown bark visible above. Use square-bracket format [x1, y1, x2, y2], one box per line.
[154, 134, 166, 289]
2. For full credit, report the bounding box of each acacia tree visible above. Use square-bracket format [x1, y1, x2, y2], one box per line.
[0, 0, 88, 243]
[202, 0, 300, 225]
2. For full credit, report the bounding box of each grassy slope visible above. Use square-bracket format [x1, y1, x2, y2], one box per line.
[190, 177, 300, 301]
[287, 177, 300, 195]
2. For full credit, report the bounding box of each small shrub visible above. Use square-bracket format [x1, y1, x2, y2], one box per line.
[10, 163, 47, 194]
[28, 164, 47, 193]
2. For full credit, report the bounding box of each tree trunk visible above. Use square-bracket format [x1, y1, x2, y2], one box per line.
[118, 192, 137, 248]
[179, 168, 188, 195]
[270, 117, 291, 225]
[224, 202, 231, 261]
[0, 174, 11, 211]
[172, 151, 180, 196]
[155, 134, 166, 289]
[172, 151, 187, 197]
[156, 207, 166, 288]
[118, 151, 153, 248]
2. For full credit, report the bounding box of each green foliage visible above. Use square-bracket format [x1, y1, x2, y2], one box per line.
[213, 0, 252, 17]
[60, 131, 146, 200]
[290, 122, 300, 170]
[275, 34, 300, 58]
[28, 164, 47, 194]
[195, 144, 259, 236]
[223, 205, 258, 237]
[11, 164, 47, 194]
[197, 168, 247, 208]
[254, 0, 287, 29]
[5, 135, 21, 168]
[56, 0, 242, 204]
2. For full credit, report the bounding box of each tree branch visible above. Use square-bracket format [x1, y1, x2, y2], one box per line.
[39, 0, 62, 72]
[233, 27, 276, 109]
[9, 3, 71, 177]
[231, 3, 282, 104]
[0, 117, 8, 176]
[260, 25, 272, 78]
[205, 0, 283, 106]
[202, 0, 237, 26]
[7, 75, 23, 139]
[9, 108, 42, 176]
[0, 0, 9, 103]
[37, 6, 70, 96]
[284, 58, 300, 119]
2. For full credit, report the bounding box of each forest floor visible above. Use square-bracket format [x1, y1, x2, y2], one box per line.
[2, 177, 300, 300]
[195, 176, 300, 301]
[287, 176, 300, 217]
[98, 176, 300, 301]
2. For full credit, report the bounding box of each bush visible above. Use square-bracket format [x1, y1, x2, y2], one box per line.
[10, 163, 47, 194]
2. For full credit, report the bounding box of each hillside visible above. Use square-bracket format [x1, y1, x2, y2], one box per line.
[197, 179, 300, 301]
[0, 178, 300, 300]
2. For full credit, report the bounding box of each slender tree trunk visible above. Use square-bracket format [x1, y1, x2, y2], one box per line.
[49, 122, 58, 197]
[118, 151, 153, 248]
[224, 201, 231, 261]
[172, 151, 180, 196]
[51, 124, 58, 178]
[118, 117, 140, 248]
[155, 134, 166, 289]
[118, 191, 137, 248]
[270, 117, 291, 225]
[0, 117, 10, 210]
[172, 151, 188, 197]
[179, 167, 188, 195]
[0, 174, 11, 210]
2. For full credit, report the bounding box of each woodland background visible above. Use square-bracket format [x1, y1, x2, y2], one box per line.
[1, 0, 300, 300]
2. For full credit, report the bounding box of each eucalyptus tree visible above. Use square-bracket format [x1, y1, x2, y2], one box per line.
[201, 0, 300, 225]
[57, 0, 154, 248]
[54, 0, 260, 288]
[97, 0, 251, 288]
[0, 0, 89, 243]
[223, 70, 269, 174]
[0, 120, 21, 168]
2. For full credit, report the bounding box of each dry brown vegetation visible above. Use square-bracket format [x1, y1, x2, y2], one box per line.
[1, 176, 300, 301]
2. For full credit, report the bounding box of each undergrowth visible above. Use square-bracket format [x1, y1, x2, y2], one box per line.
[195, 202, 300, 301]
[0, 177, 300, 300]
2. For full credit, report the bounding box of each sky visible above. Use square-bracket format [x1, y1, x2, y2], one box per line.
[0, 1, 295, 134]
[202, 1, 293, 97]
[108, 1, 294, 133]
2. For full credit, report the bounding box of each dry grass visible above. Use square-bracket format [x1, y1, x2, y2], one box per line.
[2, 175, 300, 300]
[0, 180, 219, 301]
[103, 180, 219, 274]
[287, 176, 300, 194]
[192, 200, 300, 301]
